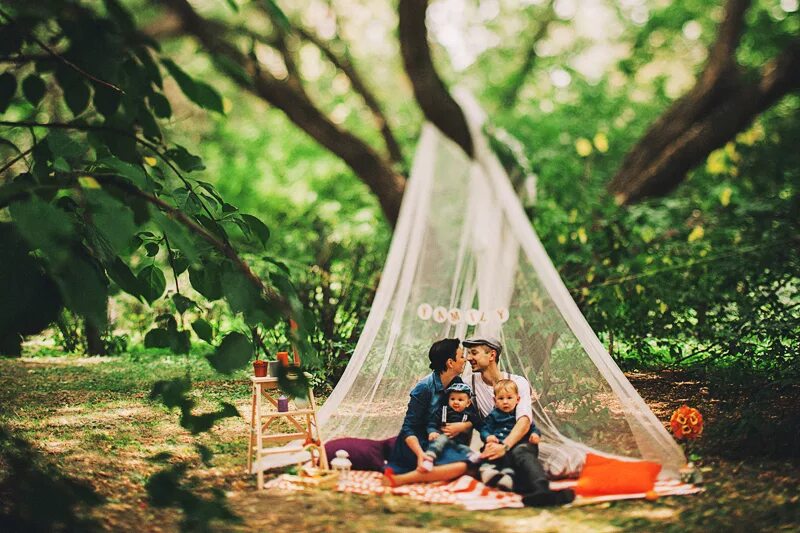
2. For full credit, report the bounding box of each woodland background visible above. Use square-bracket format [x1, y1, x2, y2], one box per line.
[0, 0, 797, 530]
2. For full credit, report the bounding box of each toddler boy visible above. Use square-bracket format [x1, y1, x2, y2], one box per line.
[421, 382, 481, 471]
[478, 379, 541, 491]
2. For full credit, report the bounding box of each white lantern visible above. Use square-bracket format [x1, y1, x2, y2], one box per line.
[330, 449, 352, 480]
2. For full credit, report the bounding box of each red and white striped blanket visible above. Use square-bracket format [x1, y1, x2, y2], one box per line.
[263, 470, 702, 511]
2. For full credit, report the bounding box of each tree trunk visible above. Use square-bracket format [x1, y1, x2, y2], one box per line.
[398, 0, 473, 158]
[85, 321, 106, 356]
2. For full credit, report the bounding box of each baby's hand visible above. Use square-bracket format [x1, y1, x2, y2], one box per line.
[529, 433, 541, 445]
[428, 432, 440, 441]
[486, 435, 499, 444]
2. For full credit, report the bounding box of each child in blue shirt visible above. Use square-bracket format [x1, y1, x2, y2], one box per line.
[478, 379, 541, 491]
[421, 382, 481, 471]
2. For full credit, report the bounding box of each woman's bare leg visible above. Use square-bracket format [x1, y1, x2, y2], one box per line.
[384, 462, 468, 487]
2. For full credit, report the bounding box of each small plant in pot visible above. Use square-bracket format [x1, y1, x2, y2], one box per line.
[253, 354, 268, 377]
[251, 328, 269, 377]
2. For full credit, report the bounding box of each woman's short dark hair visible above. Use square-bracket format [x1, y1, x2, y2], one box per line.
[428, 338, 461, 372]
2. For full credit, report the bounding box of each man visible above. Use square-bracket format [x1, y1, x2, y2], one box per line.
[463, 336, 575, 506]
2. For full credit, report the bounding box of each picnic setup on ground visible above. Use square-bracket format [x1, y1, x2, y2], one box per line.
[249, 93, 704, 510]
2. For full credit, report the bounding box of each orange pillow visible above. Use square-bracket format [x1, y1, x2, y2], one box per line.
[575, 453, 662, 496]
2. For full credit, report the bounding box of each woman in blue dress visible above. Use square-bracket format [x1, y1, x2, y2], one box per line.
[384, 338, 475, 486]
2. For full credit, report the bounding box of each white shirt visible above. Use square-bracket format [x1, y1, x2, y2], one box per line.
[471, 371, 534, 423]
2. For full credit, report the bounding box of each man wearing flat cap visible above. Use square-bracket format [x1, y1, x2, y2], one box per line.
[464, 336, 574, 506]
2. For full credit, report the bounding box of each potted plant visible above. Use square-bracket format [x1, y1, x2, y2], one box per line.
[253, 354, 268, 377]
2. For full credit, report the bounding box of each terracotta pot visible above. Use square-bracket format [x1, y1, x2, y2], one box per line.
[253, 360, 268, 377]
[276, 351, 289, 367]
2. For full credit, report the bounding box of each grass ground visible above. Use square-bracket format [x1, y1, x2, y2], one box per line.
[1, 350, 798, 532]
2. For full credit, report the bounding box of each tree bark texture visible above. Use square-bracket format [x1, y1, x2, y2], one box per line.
[157, 0, 406, 226]
[608, 0, 800, 204]
[398, 0, 474, 158]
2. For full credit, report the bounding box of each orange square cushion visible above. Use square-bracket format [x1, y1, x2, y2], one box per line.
[575, 453, 662, 496]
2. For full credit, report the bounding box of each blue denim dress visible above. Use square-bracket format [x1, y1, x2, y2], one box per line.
[386, 373, 472, 473]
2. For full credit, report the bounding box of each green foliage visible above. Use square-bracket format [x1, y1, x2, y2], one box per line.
[492, 78, 799, 376]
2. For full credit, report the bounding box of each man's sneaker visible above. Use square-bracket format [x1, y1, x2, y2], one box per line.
[480, 465, 501, 486]
[522, 488, 576, 507]
[496, 468, 515, 492]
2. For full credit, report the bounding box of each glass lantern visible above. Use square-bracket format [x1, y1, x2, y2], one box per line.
[330, 449, 352, 480]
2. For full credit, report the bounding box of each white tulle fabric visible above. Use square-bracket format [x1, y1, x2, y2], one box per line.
[264, 93, 685, 479]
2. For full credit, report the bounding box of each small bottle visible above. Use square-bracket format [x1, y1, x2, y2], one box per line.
[277, 395, 289, 412]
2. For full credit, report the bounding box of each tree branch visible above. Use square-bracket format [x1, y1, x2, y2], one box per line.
[294, 25, 406, 168]
[154, 0, 405, 226]
[398, 0, 473, 158]
[500, 0, 557, 108]
[607, 0, 800, 204]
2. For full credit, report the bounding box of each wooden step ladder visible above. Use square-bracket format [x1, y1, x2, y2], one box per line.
[246, 376, 328, 489]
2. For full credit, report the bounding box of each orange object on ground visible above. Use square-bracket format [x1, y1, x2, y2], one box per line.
[575, 453, 662, 497]
[670, 405, 703, 439]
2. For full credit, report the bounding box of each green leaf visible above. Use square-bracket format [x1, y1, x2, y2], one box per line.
[212, 55, 251, 87]
[277, 364, 310, 398]
[0, 72, 17, 113]
[172, 255, 189, 275]
[189, 263, 223, 300]
[150, 209, 203, 264]
[164, 145, 204, 172]
[107, 257, 142, 298]
[206, 331, 252, 374]
[168, 328, 191, 354]
[263, 0, 291, 32]
[138, 265, 166, 303]
[103, 0, 136, 33]
[224, 0, 239, 12]
[88, 192, 138, 255]
[98, 128, 138, 163]
[57, 251, 109, 328]
[148, 92, 172, 118]
[0, 25, 24, 56]
[145, 242, 159, 257]
[161, 59, 224, 114]
[47, 131, 85, 160]
[221, 268, 275, 327]
[144, 327, 171, 348]
[134, 47, 163, 88]
[9, 197, 75, 264]
[62, 77, 91, 116]
[172, 293, 195, 314]
[93, 83, 121, 118]
[22, 74, 46, 106]
[137, 104, 162, 141]
[97, 157, 148, 188]
[191, 319, 214, 343]
[53, 157, 70, 172]
[240, 214, 270, 247]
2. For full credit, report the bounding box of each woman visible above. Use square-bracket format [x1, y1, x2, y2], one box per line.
[384, 338, 474, 486]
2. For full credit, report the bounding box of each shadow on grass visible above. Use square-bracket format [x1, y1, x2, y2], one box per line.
[0, 425, 103, 532]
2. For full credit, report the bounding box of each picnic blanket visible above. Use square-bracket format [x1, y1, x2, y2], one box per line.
[263, 470, 703, 511]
